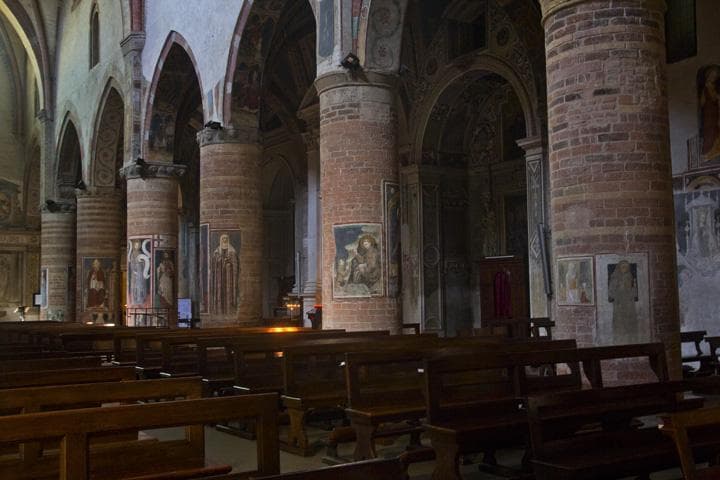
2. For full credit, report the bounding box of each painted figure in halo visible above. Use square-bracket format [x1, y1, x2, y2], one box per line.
[349, 234, 381, 290]
[156, 252, 175, 308]
[211, 234, 239, 315]
[701, 65, 720, 160]
[608, 260, 638, 341]
[86, 258, 106, 308]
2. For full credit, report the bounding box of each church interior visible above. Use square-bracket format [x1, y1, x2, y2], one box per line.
[2, 0, 720, 478]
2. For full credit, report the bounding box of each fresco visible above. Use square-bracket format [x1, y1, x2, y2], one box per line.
[596, 253, 650, 346]
[200, 224, 209, 313]
[0, 252, 21, 304]
[209, 230, 240, 315]
[699, 65, 720, 164]
[556, 257, 594, 306]
[128, 238, 152, 307]
[82, 257, 116, 311]
[333, 224, 383, 298]
[384, 181, 401, 297]
[154, 249, 176, 309]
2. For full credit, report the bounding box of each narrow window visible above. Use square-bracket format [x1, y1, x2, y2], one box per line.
[90, 5, 100, 68]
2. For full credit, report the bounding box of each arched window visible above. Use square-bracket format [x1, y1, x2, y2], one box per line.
[89, 5, 100, 68]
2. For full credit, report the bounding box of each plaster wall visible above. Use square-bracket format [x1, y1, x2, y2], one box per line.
[667, 0, 720, 174]
[143, 0, 244, 123]
[53, 0, 128, 182]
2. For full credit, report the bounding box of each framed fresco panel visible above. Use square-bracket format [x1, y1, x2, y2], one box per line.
[595, 253, 650, 346]
[82, 257, 116, 311]
[333, 223, 383, 299]
[556, 256, 594, 306]
[154, 249, 176, 309]
[127, 238, 152, 308]
[209, 230, 241, 316]
[0, 252, 22, 305]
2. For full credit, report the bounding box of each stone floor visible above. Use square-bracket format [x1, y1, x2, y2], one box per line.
[150, 419, 686, 479]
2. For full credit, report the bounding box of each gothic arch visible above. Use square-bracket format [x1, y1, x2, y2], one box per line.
[90, 80, 125, 187]
[143, 31, 207, 158]
[413, 53, 540, 164]
[55, 113, 83, 201]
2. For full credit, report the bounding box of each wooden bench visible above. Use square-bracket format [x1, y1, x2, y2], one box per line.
[659, 403, 720, 479]
[0, 393, 280, 480]
[0, 356, 103, 374]
[343, 338, 577, 462]
[0, 366, 136, 389]
[0, 377, 203, 467]
[248, 457, 407, 480]
[280, 335, 440, 455]
[682, 331, 715, 377]
[527, 381, 717, 480]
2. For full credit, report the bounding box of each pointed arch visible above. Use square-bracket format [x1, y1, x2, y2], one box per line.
[143, 31, 207, 158]
[90, 79, 125, 187]
[55, 112, 84, 201]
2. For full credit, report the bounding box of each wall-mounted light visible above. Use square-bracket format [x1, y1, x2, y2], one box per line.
[45, 199, 59, 212]
[75, 180, 86, 190]
[135, 157, 147, 167]
[340, 53, 361, 71]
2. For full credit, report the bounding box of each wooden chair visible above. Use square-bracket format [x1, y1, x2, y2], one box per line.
[660, 405, 720, 479]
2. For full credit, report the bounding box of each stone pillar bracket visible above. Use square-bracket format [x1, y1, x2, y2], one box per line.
[119, 163, 187, 180]
[120, 32, 146, 56]
[41, 201, 76, 214]
[197, 126, 259, 146]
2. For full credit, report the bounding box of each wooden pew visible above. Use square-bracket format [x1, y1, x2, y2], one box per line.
[0, 393, 279, 480]
[248, 457, 407, 480]
[280, 334, 439, 455]
[484, 317, 555, 339]
[527, 381, 717, 480]
[659, 404, 720, 479]
[0, 377, 203, 464]
[0, 366, 136, 389]
[0, 356, 103, 374]
[344, 338, 577, 462]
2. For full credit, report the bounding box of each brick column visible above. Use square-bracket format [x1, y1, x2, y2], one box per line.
[316, 72, 401, 333]
[75, 187, 122, 323]
[197, 127, 262, 326]
[40, 203, 76, 321]
[541, 0, 680, 377]
[120, 163, 185, 326]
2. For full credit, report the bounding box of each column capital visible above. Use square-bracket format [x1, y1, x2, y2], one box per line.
[197, 126, 259, 147]
[119, 162, 187, 180]
[539, 0, 666, 26]
[314, 70, 399, 96]
[120, 32, 146, 56]
[41, 201, 76, 214]
[75, 185, 123, 199]
[517, 136, 545, 161]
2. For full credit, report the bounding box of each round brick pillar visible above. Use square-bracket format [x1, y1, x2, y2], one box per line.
[197, 127, 263, 326]
[75, 187, 122, 323]
[40, 204, 76, 321]
[316, 72, 401, 333]
[121, 163, 186, 326]
[541, 0, 680, 378]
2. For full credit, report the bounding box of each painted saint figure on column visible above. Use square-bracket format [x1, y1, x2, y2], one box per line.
[608, 260, 639, 342]
[211, 232, 239, 315]
[156, 251, 175, 308]
[86, 258, 106, 308]
[128, 239, 151, 306]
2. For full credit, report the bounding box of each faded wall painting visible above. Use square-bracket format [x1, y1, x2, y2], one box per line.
[333, 223, 383, 298]
[200, 224, 209, 314]
[209, 230, 240, 315]
[0, 252, 21, 304]
[128, 238, 152, 307]
[154, 249, 176, 309]
[699, 65, 720, 165]
[148, 106, 175, 155]
[384, 181, 401, 297]
[675, 187, 720, 340]
[82, 257, 116, 311]
[318, 0, 334, 58]
[596, 253, 650, 346]
[503, 194, 528, 257]
[556, 257, 594, 306]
